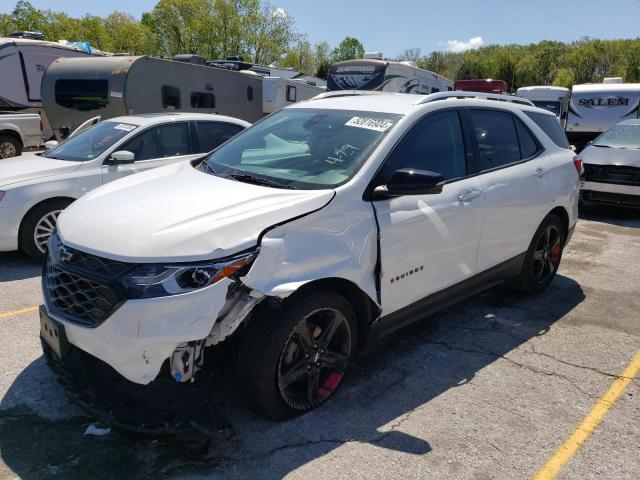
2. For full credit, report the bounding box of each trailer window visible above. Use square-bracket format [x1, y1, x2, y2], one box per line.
[162, 85, 181, 109]
[191, 92, 215, 109]
[55, 80, 108, 111]
[247, 86, 254, 101]
[286, 86, 297, 102]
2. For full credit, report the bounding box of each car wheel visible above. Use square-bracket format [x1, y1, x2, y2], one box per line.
[514, 213, 565, 294]
[20, 199, 72, 261]
[237, 290, 357, 420]
[0, 134, 22, 159]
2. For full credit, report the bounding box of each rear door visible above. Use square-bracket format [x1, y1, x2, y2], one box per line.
[465, 108, 556, 271]
[102, 122, 199, 182]
[373, 109, 485, 315]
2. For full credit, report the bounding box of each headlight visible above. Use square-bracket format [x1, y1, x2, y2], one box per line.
[120, 250, 257, 299]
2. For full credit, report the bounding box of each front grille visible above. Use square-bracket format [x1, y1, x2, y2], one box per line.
[584, 164, 640, 186]
[43, 235, 135, 327]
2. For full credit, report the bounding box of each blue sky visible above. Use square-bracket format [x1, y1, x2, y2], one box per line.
[3, 0, 640, 56]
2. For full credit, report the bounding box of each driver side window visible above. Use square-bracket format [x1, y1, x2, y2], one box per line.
[120, 123, 191, 161]
[380, 110, 466, 184]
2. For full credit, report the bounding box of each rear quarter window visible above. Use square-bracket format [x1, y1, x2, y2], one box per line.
[524, 111, 570, 149]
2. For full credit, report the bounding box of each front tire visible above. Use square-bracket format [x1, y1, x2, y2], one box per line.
[514, 213, 565, 293]
[20, 199, 72, 261]
[237, 290, 357, 420]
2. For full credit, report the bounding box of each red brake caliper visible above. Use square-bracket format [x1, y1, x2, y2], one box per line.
[317, 372, 344, 397]
[550, 244, 561, 263]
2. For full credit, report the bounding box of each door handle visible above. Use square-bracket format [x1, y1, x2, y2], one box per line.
[534, 167, 546, 178]
[458, 188, 483, 203]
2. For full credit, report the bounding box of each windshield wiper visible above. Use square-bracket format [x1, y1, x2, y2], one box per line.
[592, 144, 612, 148]
[226, 173, 295, 189]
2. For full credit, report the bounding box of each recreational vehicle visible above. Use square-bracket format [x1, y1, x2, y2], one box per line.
[41, 56, 325, 139]
[326, 52, 453, 94]
[567, 81, 640, 149]
[516, 86, 570, 122]
[0, 35, 103, 139]
[454, 79, 509, 94]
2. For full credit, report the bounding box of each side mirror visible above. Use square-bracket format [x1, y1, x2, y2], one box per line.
[43, 140, 58, 150]
[373, 168, 445, 199]
[107, 150, 135, 165]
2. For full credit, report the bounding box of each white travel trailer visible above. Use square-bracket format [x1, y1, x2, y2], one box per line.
[327, 52, 453, 94]
[516, 86, 570, 122]
[566, 81, 640, 149]
[0, 36, 103, 138]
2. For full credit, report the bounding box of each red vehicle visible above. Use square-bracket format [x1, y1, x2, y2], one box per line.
[454, 79, 508, 94]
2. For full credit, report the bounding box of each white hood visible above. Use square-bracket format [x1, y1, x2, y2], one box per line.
[0, 153, 82, 187]
[58, 161, 334, 262]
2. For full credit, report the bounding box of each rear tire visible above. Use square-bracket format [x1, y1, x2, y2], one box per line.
[0, 134, 22, 159]
[20, 199, 72, 261]
[237, 290, 357, 420]
[513, 214, 565, 294]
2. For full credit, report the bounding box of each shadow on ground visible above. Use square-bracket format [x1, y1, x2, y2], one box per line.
[579, 203, 640, 228]
[0, 275, 585, 480]
[0, 252, 41, 282]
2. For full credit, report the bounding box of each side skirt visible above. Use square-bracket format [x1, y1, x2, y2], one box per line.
[367, 252, 526, 341]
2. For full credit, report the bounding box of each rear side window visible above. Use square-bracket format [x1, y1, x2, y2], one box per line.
[381, 110, 466, 182]
[525, 111, 570, 149]
[55, 79, 108, 111]
[120, 122, 191, 160]
[514, 117, 540, 159]
[195, 121, 245, 153]
[469, 109, 520, 171]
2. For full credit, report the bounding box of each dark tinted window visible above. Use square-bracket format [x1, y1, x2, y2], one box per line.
[286, 86, 296, 102]
[525, 111, 570, 149]
[195, 121, 244, 153]
[381, 110, 466, 182]
[515, 117, 539, 159]
[469, 109, 520, 171]
[121, 123, 190, 160]
[161, 85, 181, 109]
[247, 86, 254, 101]
[191, 92, 215, 108]
[55, 79, 108, 111]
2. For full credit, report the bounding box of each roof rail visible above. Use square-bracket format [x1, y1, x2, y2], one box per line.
[311, 90, 388, 101]
[417, 91, 535, 107]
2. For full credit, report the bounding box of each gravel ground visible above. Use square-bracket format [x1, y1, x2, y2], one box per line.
[0, 204, 638, 480]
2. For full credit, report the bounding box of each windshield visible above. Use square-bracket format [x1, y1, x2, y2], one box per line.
[203, 109, 401, 189]
[593, 124, 640, 149]
[45, 121, 138, 161]
[532, 100, 561, 116]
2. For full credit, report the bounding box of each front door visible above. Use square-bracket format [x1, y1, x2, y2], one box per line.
[372, 109, 485, 315]
[102, 122, 196, 183]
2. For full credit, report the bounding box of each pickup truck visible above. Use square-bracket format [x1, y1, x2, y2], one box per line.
[0, 111, 42, 159]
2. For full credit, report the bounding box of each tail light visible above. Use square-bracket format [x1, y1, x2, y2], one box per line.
[573, 155, 584, 176]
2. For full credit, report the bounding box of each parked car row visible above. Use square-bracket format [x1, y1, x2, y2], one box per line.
[27, 91, 583, 430]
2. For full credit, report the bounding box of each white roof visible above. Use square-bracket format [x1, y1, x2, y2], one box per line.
[291, 91, 549, 117]
[105, 112, 251, 127]
[517, 86, 570, 101]
[572, 83, 640, 93]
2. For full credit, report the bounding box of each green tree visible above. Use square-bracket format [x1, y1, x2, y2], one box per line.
[331, 36, 364, 63]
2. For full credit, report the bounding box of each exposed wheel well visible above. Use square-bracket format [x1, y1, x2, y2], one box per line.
[279, 278, 380, 350]
[549, 206, 569, 240]
[18, 197, 76, 247]
[0, 130, 23, 146]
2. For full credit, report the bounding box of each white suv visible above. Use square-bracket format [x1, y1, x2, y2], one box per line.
[0, 113, 249, 259]
[39, 92, 580, 424]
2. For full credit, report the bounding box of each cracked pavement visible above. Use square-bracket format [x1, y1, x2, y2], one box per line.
[1, 204, 639, 479]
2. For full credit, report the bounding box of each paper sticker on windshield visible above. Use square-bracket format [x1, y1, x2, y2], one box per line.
[345, 117, 394, 132]
[114, 124, 136, 132]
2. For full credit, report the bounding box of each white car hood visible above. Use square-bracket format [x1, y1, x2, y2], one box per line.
[0, 153, 83, 187]
[58, 161, 335, 262]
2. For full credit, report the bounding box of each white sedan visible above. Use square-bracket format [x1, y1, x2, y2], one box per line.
[0, 112, 250, 259]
